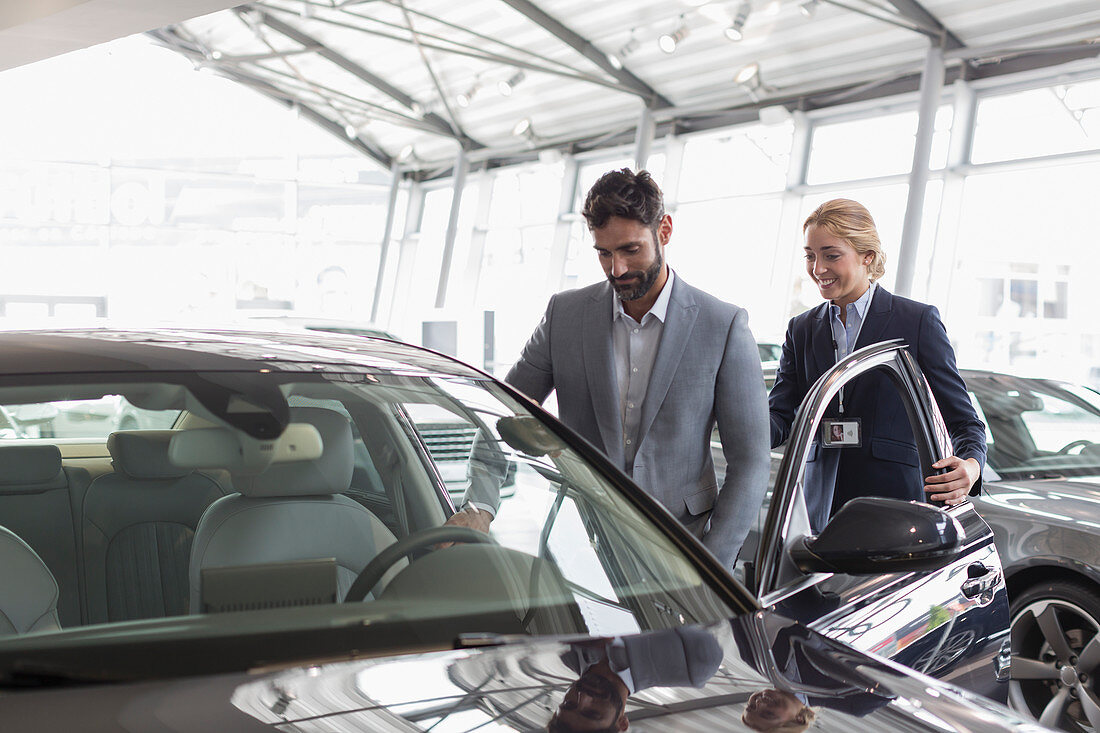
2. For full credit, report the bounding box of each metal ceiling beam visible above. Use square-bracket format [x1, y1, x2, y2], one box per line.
[255, 10, 478, 146]
[410, 40, 1100, 181]
[148, 26, 394, 167]
[355, 1, 605, 83]
[210, 61, 395, 168]
[393, 0, 470, 146]
[884, 0, 966, 50]
[495, 0, 673, 109]
[283, 5, 634, 94]
[247, 64, 448, 135]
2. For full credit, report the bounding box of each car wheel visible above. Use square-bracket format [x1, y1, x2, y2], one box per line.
[1010, 579, 1100, 731]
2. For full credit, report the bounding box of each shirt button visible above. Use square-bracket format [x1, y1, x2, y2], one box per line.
[632, 367, 638, 373]
[627, 402, 634, 409]
[625, 439, 632, 445]
[632, 328, 639, 334]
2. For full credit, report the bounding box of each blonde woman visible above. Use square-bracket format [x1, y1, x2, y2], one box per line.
[768, 199, 986, 529]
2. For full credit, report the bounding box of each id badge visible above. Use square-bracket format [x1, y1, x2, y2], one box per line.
[822, 418, 862, 447]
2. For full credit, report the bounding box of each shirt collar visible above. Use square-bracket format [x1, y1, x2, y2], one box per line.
[829, 280, 875, 323]
[613, 268, 675, 324]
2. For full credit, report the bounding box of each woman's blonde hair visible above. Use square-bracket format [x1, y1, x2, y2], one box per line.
[742, 704, 817, 732]
[803, 198, 886, 282]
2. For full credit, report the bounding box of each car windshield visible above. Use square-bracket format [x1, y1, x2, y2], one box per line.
[968, 373, 1100, 478]
[0, 361, 748, 681]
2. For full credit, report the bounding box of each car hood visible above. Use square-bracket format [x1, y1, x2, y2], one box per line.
[0, 611, 1042, 732]
[981, 475, 1100, 525]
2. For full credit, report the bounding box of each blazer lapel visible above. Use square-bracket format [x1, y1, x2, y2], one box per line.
[854, 286, 893, 349]
[637, 278, 698, 447]
[810, 303, 834, 377]
[582, 284, 624, 466]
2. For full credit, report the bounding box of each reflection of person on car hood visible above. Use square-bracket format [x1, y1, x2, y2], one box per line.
[549, 625, 724, 732]
[548, 656, 629, 733]
[742, 687, 816, 731]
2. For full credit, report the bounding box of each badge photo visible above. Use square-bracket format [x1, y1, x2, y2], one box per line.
[822, 418, 862, 447]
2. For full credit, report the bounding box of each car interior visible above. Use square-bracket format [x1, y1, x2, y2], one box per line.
[0, 371, 739, 648]
[965, 373, 1100, 477]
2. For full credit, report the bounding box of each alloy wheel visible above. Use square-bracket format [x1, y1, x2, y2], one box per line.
[1011, 596, 1100, 731]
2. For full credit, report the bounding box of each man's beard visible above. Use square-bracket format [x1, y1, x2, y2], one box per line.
[609, 248, 663, 302]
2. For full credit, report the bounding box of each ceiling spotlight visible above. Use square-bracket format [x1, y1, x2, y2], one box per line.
[658, 18, 689, 54]
[456, 81, 480, 108]
[735, 62, 765, 101]
[397, 144, 416, 162]
[512, 118, 532, 137]
[799, 0, 820, 18]
[724, 2, 752, 41]
[735, 61, 760, 85]
[344, 124, 357, 139]
[608, 54, 623, 70]
[497, 70, 526, 97]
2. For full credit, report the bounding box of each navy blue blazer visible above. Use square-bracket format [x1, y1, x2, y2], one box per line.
[768, 287, 986, 530]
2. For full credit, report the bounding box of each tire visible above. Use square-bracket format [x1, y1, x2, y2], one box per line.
[1010, 579, 1100, 731]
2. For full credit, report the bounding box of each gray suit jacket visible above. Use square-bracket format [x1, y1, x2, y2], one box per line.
[503, 276, 770, 566]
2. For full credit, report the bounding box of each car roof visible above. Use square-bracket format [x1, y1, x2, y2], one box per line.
[0, 327, 481, 379]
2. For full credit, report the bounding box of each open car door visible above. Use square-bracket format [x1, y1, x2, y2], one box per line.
[753, 340, 1011, 702]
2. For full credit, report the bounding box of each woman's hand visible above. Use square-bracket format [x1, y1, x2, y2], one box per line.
[924, 456, 981, 505]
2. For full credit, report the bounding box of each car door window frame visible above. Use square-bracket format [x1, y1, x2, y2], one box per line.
[756, 339, 951, 600]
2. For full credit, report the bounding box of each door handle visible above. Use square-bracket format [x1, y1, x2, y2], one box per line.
[961, 563, 1000, 599]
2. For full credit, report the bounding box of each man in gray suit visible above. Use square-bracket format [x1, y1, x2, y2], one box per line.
[452, 168, 769, 567]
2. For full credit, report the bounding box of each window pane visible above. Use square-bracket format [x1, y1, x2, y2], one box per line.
[672, 195, 783, 328]
[679, 122, 791, 201]
[807, 106, 951, 184]
[973, 81, 1100, 163]
[948, 163, 1098, 379]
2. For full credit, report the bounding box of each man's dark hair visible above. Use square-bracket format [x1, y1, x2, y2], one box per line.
[582, 168, 665, 236]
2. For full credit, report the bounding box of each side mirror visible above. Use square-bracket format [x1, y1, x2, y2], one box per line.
[497, 415, 565, 457]
[790, 497, 964, 574]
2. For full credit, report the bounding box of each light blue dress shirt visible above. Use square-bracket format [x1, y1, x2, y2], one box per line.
[613, 268, 674, 472]
[828, 281, 876, 361]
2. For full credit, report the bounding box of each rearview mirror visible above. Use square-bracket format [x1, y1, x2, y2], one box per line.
[789, 497, 964, 574]
[497, 415, 565, 457]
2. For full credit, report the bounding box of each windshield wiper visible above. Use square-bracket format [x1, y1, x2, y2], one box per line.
[0, 662, 127, 688]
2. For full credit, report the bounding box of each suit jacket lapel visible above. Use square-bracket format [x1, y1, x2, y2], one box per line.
[811, 303, 834, 377]
[583, 284, 624, 466]
[854, 285, 893, 349]
[637, 278, 698, 447]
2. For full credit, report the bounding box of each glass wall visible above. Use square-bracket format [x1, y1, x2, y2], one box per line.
[0, 36, 392, 326]
[5, 33, 1100, 389]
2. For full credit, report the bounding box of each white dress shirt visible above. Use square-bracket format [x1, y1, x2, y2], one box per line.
[613, 269, 675, 472]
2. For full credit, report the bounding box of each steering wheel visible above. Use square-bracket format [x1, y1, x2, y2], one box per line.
[1056, 439, 1094, 455]
[344, 526, 496, 602]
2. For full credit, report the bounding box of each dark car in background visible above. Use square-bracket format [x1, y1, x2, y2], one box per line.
[0, 328, 1027, 731]
[963, 369, 1100, 731]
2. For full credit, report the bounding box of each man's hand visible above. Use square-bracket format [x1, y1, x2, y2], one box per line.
[436, 506, 493, 549]
[444, 506, 493, 534]
[924, 456, 980, 505]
